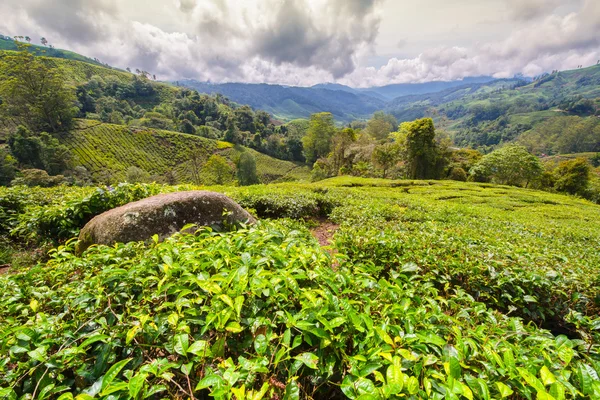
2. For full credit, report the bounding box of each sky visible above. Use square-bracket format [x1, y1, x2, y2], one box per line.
[1, 0, 599, 87]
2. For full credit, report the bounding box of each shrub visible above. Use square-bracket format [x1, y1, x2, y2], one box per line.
[554, 158, 591, 195]
[10, 169, 66, 187]
[448, 167, 467, 181]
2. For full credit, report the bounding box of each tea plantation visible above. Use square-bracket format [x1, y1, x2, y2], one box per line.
[61, 121, 310, 184]
[1, 179, 599, 399]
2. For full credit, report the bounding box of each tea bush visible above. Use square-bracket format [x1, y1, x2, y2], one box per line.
[1, 222, 599, 399]
[1, 178, 600, 399]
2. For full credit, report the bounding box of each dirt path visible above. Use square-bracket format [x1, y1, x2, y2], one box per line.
[311, 220, 339, 248]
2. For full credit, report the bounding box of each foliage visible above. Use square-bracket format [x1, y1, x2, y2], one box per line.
[0, 50, 77, 132]
[372, 143, 401, 178]
[62, 121, 308, 185]
[302, 113, 336, 164]
[0, 148, 17, 185]
[1, 189, 600, 398]
[202, 155, 235, 186]
[554, 158, 591, 195]
[125, 166, 151, 184]
[364, 111, 396, 140]
[403, 118, 443, 179]
[470, 145, 544, 187]
[10, 169, 66, 187]
[237, 152, 260, 186]
[8, 126, 70, 175]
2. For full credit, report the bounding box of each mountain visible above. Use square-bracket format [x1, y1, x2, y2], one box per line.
[384, 65, 600, 154]
[177, 78, 498, 123]
[368, 76, 497, 100]
[177, 80, 386, 123]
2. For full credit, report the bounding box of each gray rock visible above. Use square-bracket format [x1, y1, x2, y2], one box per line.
[77, 191, 255, 254]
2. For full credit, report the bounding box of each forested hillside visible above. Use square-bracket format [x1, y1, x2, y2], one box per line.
[0, 36, 105, 66]
[0, 47, 312, 187]
[178, 80, 386, 123]
[384, 65, 600, 154]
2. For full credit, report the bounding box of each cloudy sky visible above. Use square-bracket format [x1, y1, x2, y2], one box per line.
[1, 0, 598, 87]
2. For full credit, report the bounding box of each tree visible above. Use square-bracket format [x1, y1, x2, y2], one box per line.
[237, 152, 259, 186]
[0, 149, 17, 186]
[0, 50, 77, 132]
[403, 118, 441, 179]
[372, 142, 401, 178]
[302, 112, 336, 164]
[224, 115, 242, 144]
[365, 111, 396, 140]
[202, 155, 234, 185]
[40, 37, 48, 46]
[330, 128, 356, 174]
[10, 169, 66, 187]
[554, 158, 590, 195]
[125, 166, 150, 183]
[469, 145, 543, 187]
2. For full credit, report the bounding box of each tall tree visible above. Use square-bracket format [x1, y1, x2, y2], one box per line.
[372, 142, 401, 178]
[302, 112, 336, 164]
[0, 50, 77, 132]
[330, 128, 356, 174]
[403, 118, 440, 179]
[237, 151, 260, 186]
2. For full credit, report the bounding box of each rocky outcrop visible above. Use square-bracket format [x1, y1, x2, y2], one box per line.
[77, 191, 255, 253]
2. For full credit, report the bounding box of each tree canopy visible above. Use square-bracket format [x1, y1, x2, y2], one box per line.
[470, 145, 543, 187]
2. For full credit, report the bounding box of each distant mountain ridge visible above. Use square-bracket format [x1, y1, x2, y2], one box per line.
[178, 77, 499, 122]
[177, 80, 387, 122]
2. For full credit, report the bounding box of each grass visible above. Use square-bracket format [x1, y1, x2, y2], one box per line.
[0, 178, 599, 398]
[61, 120, 310, 184]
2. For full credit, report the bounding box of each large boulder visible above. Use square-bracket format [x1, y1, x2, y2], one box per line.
[77, 191, 256, 253]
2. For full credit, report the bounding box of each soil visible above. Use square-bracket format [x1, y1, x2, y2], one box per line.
[0, 264, 10, 275]
[310, 220, 339, 248]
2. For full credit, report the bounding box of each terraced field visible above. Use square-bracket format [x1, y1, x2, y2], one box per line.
[61, 120, 310, 183]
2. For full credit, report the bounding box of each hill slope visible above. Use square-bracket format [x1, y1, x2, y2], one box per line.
[384, 65, 600, 152]
[0, 36, 104, 66]
[177, 80, 386, 122]
[61, 120, 310, 183]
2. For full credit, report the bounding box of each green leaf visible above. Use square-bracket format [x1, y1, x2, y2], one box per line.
[385, 364, 404, 394]
[219, 294, 234, 308]
[495, 382, 513, 398]
[406, 376, 419, 395]
[225, 321, 244, 333]
[174, 334, 189, 356]
[254, 334, 267, 355]
[27, 345, 47, 362]
[126, 325, 139, 345]
[100, 358, 132, 391]
[128, 373, 146, 399]
[196, 373, 225, 390]
[294, 352, 319, 369]
[557, 346, 573, 366]
[284, 381, 300, 400]
[79, 334, 110, 349]
[540, 366, 556, 386]
[188, 340, 211, 357]
[234, 295, 244, 318]
[445, 356, 461, 379]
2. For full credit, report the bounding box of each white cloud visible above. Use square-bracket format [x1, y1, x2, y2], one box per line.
[0, 0, 597, 87]
[340, 0, 600, 87]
